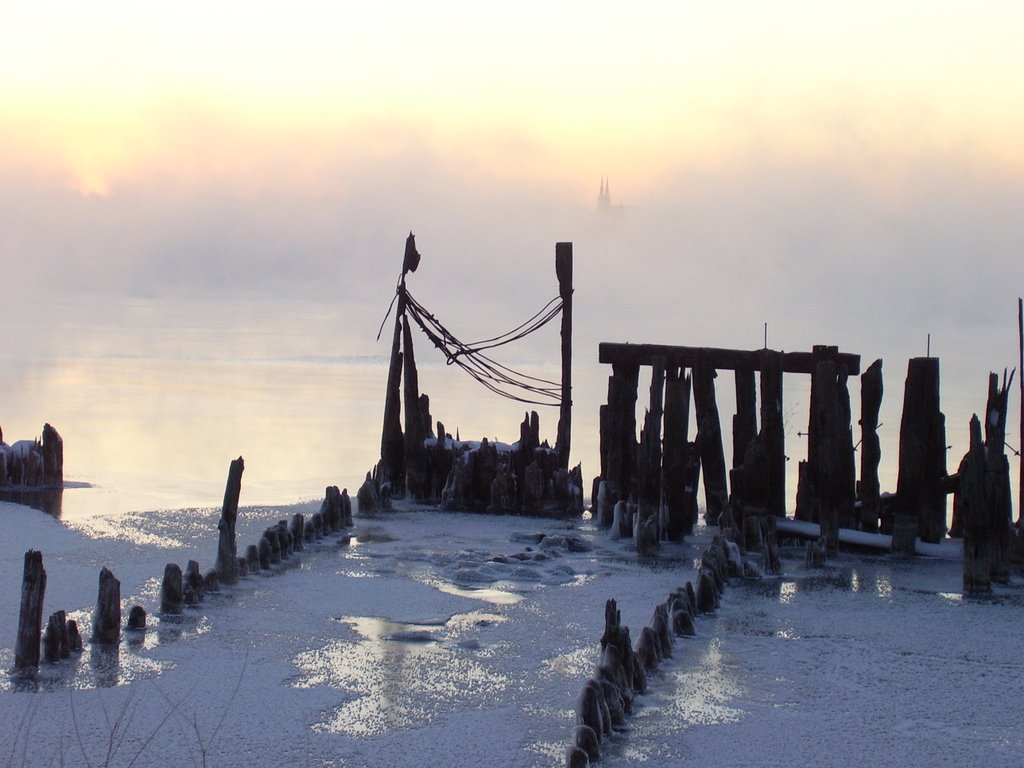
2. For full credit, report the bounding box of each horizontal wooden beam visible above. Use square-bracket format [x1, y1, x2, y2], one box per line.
[599, 343, 861, 376]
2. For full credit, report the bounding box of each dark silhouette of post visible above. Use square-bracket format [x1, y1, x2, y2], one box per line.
[379, 232, 421, 493]
[215, 456, 244, 585]
[555, 242, 573, 470]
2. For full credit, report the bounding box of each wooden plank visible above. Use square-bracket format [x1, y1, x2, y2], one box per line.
[599, 342, 860, 375]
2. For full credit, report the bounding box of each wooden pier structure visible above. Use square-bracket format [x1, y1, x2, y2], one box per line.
[374, 234, 582, 516]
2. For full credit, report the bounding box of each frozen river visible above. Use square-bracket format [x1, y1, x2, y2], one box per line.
[3, 497, 1022, 767]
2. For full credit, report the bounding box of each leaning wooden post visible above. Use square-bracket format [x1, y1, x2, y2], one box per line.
[15, 550, 47, 672]
[215, 456, 244, 585]
[555, 242, 573, 471]
[859, 359, 883, 532]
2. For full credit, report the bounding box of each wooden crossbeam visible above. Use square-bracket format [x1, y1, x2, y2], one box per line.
[599, 342, 861, 376]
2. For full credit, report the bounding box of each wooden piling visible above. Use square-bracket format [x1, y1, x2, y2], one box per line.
[663, 367, 694, 539]
[555, 242, 573, 471]
[810, 360, 856, 555]
[694, 364, 728, 524]
[15, 550, 46, 672]
[733, 369, 757, 471]
[759, 350, 786, 518]
[215, 456, 244, 585]
[92, 567, 121, 644]
[402, 318, 429, 499]
[895, 357, 947, 551]
[859, 360, 883, 532]
[603, 364, 639, 502]
[984, 371, 1014, 583]
[962, 415, 991, 593]
[635, 360, 665, 554]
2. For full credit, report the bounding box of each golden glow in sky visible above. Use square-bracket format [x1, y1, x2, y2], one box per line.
[2, 2, 1022, 196]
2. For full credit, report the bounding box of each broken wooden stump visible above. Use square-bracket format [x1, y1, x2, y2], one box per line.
[215, 456, 244, 586]
[161, 563, 184, 614]
[92, 567, 121, 644]
[127, 605, 146, 630]
[42, 610, 68, 663]
[859, 359, 884, 532]
[15, 550, 47, 672]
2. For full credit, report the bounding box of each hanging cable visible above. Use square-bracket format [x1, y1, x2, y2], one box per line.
[402, 287, 564, 406]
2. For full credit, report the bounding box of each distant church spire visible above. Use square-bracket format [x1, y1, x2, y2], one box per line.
[597, 176, 611, 209]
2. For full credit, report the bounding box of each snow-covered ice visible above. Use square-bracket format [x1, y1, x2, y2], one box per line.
[2, 497, 1023, 767]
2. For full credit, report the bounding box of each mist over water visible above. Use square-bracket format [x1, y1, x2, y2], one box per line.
[3, 153, 1024, 521]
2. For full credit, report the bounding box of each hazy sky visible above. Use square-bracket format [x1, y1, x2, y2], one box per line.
[2, 2, 1023, 363]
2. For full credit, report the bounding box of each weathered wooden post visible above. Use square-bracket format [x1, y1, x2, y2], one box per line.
[663, 367, 694, 539]
[693, 363, 728, 524]
[811, 359, 856, 555]
[962, 415, 991, 593]
[379, 232, 420, 494]
[555, 242, 573, 471]
[1019, 298, 1023, 526]
[15, 550, 46, 672]
[41, 423, 63, 486]
[984, 370, 1014, 583]
[894, 357, 947, 552]
[859, 359, 883, 532]
[92, 567, 121, 645]
[215, 456, 244, 585]
[402, 318, 429, 499]
[603, 364, 639, 503]
[733, 369, 757, 471]
[636, 360, 665, 554]
[161, 563, 184, 614]
[759, 350, 786, 518]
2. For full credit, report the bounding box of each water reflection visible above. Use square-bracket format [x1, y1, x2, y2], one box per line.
[294, 613, 510, 737]
[0, 486, 64, 518]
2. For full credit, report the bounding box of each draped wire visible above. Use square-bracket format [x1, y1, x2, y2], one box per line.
[401, 287, 564, 406]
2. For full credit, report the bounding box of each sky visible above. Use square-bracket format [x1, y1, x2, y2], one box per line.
[3, 2, 1024, 468]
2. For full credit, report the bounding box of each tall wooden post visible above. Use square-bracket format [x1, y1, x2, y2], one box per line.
[15, 550, 46, 672]
[760, 350, 786, 518]
[604, 364, 639, 502]
[962, 415, 991, 593]
[215, 456, 244, 585]
[636, 360, 665, 554]
[555, 242, 573, 470]
[693, 363, 728, 524]
[1018, 297, 1023, 526]
[894, 357, 947, 552]
[664, 367, 694, 539]
[859, 360, 883, 532]
[985, 371, 1014, 583]
[379, 233, 421, 493]
[733, 369, 757, 470]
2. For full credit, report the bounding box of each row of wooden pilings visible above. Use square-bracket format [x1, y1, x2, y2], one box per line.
[594, 342, 1023, 592]
[564, 535, 740, 767]
[13, 456, 355, 675]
